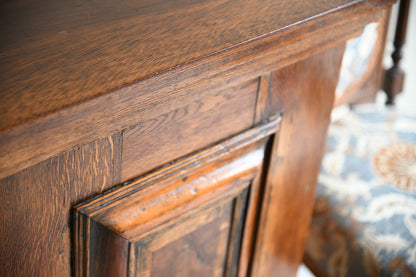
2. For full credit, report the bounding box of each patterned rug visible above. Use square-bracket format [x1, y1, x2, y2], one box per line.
[305, 104, 416, 277]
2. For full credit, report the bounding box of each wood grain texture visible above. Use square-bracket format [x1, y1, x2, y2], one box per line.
[148, 200, 234, 277]
[254, 74, 271, 124]
[0, 1, 393, 180]
[74, 118, 280, 276]
[89, 218, 129, 276]
[75, 117, 281, 232]
[0, 0, 391, 130]
[250, 44, 346, 277]
[0, 133, 121, 276]
[121, 78, 258, 181]
[0, 1, 396, 276]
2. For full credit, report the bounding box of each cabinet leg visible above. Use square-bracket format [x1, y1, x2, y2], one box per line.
[251, 44, 346, 277]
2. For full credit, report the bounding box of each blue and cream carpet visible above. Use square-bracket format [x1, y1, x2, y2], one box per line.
[305, 104, 416, 277]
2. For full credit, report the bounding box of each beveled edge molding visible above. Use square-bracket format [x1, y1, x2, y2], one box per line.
[72, 116, 281, 277]
[127, 184, 252, 277]
[75, 115, 281, 216]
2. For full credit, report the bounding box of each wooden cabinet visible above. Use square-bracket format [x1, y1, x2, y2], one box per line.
[74, 120, 279, 276]
[0, 0, 394, 276]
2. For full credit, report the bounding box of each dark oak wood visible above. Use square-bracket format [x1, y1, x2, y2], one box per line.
[251, 44, 346, 277]
[73, 119, 280, 276]
[383, 0, 410, 105]
[0, 1, 391, 180]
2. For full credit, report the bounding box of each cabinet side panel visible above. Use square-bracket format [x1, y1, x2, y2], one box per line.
[0, 133, 121, 276]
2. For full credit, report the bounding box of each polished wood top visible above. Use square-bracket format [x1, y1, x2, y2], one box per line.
[0, 0, 394, 180]
[0, 0, 392, 131]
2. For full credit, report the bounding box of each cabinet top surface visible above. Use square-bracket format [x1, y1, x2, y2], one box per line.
[0, 0, 388, 131]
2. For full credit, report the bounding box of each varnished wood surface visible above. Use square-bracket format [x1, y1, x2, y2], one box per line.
[250, 45, 346, 277]
[121, 78, 258, 181]
[0, 134, 121, 276]
[74, 118, 280, 276]
[147, 200, 234, 277]
[0, 0, 391, 131]
[0, 1, 396, 276]
[75, 117, 281, 228]
[0, 4, 389, 180]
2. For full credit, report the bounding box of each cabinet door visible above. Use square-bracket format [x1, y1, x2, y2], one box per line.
[73, 118, 280, 277]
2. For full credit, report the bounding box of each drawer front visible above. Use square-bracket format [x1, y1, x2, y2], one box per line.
[73, 118, 280, 277]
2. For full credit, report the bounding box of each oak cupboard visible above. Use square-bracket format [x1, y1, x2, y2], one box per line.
[0, 0, 394, 276]
[74, 119, 279, 276]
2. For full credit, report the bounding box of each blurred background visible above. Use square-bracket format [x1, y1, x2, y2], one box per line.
[298, 1, 416, 276]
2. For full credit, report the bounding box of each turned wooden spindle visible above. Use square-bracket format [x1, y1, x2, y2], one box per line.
[383, 0, 411, 105]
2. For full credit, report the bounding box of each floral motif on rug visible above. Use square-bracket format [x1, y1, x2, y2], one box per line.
[305, 105, 416, 277]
